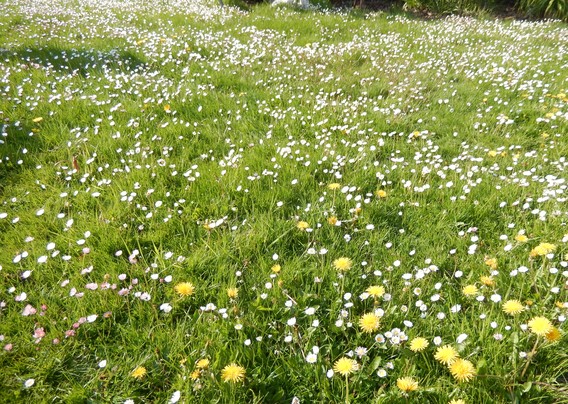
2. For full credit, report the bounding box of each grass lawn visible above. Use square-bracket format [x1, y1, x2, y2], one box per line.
[0, 0, 567, 402]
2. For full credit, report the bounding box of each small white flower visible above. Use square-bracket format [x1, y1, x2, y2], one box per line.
[377, 368, 387, 377]
[169, 391, 181, 403]
[98, 360, 107, 368]
[490, 294, 502, 303]
[24, 378, 35, 388]
[326, 369, 334, 378]
[456, 333, 468, 344]
[305, 353, 317, 363]
[287, 317, 296, 326]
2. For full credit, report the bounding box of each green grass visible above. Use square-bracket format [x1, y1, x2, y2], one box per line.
[0, 0, 568, 403]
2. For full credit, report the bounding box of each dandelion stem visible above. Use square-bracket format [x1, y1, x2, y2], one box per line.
[345, 375, 349, 404]
[520, 336, 540, 380]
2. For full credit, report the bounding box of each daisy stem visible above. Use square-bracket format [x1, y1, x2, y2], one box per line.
[520, 336, 540, 380]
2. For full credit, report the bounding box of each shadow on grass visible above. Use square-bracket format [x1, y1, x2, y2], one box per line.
[0, 45, 147, 76]
[0, 120, 42, 195]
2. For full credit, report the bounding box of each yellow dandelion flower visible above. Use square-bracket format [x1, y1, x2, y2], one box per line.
[221, 363, 245, 383]
[488, 150, 498, 157]
[462, 285, 478, 297]
[528, 316, 553, 336]
[328, 183, 341, 190]
[396, 377, 418, 393]
[545, 327, 561, 342]
[530, 242, 556, 257]
[164, 104, 171, 112]
[359, 313, 381, 333]
[227, 288, 239, 299]
[449, 399, 466, 404]
[131, 366, 147, 379]
[296, 221, 309, 231]
[480, 276, 495, 287]
[409, 337, 429, 352]
[333, 357, 358, 376]
[449, 359, 476, 382]
[366, 285, 385, 298]
[375, 189, 387, 198]
[502, 300, 525, 315]
[484, 258, 497, 269]
[196, 358, 209, 369]
[515, 234, 528, 243]
[333, 257, 352, 272]
[174, 282, 195, 297]
[271, 264, 281, 273]
[32, 117, 43, 123]
[190, 370, 201, 380]
[434, 345, 459, 366]
[555, 301, 568, 309]
[327, 216, 338, 225]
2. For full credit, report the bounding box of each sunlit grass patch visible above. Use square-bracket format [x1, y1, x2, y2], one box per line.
[0, 0, 567, 403]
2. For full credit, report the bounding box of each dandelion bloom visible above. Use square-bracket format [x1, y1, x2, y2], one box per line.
[545, 327, 561, 342]
[174, 282, 195, 297]
[530, 242, 556, 257]
[396, 377, 418, 393]
[366, 285, 385, 298]
[449, 400, 466, 404]
[484, 258, 497, 269]
[434, 345, 459, 365]
[227, 288, 238, 299]
[271, 264, 281, 273]
[131, 366, 147, 379]
[515, 234, 528, 243]
[328, 183, 340, 190]
[196, 358, 209, 369]
[462, 285, 478, 297]
[327, 216, 338, 225]
[449, 359, 476, 382]
[221, 363, 245, 383]
[480, 276, 495, 287]
[333, 257, 353, 272]
[296, 221, 309, 231]
[190, 370, 201, 380]
[358, 313, 381, 333]
[409, 337, 429, 352]
[333, 357, 358, 376]
[528, 316, 553, 336]
[502, 300, 525, 315]
[375, 190, 387, 198]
